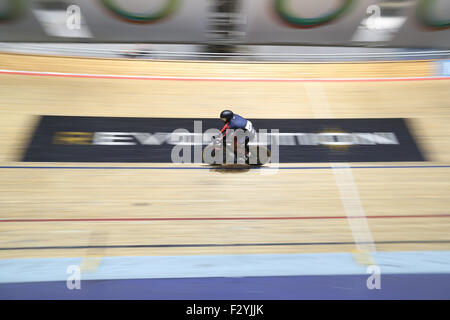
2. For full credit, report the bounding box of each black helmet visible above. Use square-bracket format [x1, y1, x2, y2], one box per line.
[220, 110, 233, 122]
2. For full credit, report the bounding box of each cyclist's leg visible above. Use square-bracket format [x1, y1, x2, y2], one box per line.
[244, 137, 250, 155]
[246, 127, 256, 155]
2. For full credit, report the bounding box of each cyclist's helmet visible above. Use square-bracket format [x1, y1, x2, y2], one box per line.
[220, 110, 234, 123]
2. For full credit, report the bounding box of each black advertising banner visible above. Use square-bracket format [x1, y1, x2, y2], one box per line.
[23, 116, 425, 163]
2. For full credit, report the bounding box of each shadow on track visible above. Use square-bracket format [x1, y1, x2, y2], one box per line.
[208, 164, 263, 174]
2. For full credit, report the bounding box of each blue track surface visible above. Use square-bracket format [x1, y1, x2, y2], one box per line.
[1, 251, 450, 299]
[1, 274, 449, 300]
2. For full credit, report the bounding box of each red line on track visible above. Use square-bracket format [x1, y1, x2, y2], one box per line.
[0, 70, 449, 82]
[1, 214, 450, 223]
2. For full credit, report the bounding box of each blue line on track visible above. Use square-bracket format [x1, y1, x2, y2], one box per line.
[1, 165, 450, 170]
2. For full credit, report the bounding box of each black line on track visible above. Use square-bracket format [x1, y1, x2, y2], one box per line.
[1, 240, 449, 251]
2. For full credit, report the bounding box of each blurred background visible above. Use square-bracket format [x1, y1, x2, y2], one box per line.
[0, 0, 449, 299]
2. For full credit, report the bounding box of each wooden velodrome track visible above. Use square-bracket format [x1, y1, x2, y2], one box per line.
[0, 53, 449, 263]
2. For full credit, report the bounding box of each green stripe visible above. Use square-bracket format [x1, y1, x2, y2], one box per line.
[417, 0, 450, 29]
[0, 0, 26, 21]
[101, 0, 180, 24]
[274, 0, 355, 28]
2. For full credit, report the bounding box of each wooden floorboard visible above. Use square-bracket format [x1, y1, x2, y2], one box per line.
[0, 54, 449, 259]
